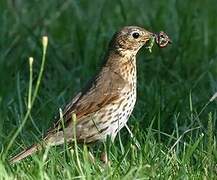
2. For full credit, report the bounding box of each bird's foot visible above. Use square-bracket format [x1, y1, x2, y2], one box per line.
[100, 152, 110, 165]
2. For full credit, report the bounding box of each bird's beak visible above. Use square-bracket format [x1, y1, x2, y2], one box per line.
[143, 32, 156, 52]
[147, 31, 155, 39]
[142, 31, 155, 44]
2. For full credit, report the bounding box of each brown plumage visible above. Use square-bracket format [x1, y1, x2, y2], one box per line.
[10, 26, 171, 164]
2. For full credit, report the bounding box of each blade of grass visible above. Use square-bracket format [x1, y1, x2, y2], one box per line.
[72, 113, 84, 178]
[5, 36, 48, 158]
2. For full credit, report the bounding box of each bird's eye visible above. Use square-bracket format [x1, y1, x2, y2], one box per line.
[132, 32, 140, 39]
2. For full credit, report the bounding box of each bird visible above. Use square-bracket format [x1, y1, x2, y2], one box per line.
[10, 26, 171, 164]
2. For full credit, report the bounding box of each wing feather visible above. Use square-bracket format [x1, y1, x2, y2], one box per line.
[47, 67, 126, 134]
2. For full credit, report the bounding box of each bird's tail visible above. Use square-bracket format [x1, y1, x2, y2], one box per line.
[9, 131, 66, 164]
[9, 144, 41, 164]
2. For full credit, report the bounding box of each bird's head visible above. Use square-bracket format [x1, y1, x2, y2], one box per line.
[109, 26, 154, 55]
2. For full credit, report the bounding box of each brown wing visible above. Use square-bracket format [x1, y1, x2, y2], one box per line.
[48, 66, 127, 133]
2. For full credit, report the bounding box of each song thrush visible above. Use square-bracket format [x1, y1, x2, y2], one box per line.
[10, 26, 171, 164]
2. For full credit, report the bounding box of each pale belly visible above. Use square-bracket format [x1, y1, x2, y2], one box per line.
[74, 89, 137, 143]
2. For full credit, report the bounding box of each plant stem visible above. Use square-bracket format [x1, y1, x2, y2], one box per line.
[5, 36, 48, 158]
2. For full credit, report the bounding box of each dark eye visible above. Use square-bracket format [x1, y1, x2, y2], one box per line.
[132, 32, 140, 39]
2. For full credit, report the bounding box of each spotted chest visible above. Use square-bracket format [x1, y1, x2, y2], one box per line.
[75, 88, 137, 143]
[74, 57, 137, 143]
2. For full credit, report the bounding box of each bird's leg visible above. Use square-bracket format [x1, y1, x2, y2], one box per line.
[100, 136, 112, 164]
[100, 151, 108, 164]
[125, 124, 141, 150]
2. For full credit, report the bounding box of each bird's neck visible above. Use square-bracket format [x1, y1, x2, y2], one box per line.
[105, 49, 137, 83]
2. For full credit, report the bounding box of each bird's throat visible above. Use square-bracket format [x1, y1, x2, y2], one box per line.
[106, 50, 137, 84]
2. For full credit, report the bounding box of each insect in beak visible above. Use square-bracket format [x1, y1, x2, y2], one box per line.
[155, 31, 172, 48]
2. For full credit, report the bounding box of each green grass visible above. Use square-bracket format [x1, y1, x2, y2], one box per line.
[0, 0, 217, 179]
